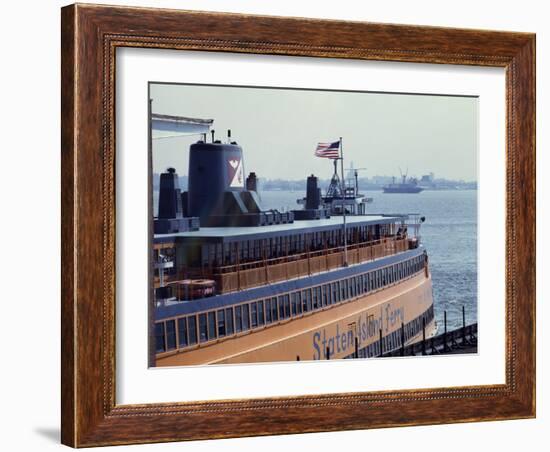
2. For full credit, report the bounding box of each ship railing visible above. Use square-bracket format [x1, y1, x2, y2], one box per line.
[182, 236, 412, 294]
[213, 236, 407, 274]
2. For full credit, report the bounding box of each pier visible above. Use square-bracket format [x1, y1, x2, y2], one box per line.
[380, 322, 478, 358]
[378, 306, 478, 358]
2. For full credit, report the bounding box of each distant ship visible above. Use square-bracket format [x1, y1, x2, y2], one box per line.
[383, 172, 424, 194]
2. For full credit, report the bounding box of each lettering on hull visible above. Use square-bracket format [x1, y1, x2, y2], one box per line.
[313, 303, 405, 360]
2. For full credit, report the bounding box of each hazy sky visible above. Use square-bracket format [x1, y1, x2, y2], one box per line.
[150, 83, 478, 181]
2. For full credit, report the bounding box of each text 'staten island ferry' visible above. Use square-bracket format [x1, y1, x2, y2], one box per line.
[152, 133, 436, 366]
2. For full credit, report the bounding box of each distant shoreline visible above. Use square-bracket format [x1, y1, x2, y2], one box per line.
[260, 187, 478, 192]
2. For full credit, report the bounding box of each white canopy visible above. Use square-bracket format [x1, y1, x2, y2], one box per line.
[151, 114, 213, 139]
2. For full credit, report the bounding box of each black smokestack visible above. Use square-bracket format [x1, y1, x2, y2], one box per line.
[246, 172, 258, 192]
[305, 174, 321, 210]
[158, 167, 183, 219]
[187, 142, 245, 220]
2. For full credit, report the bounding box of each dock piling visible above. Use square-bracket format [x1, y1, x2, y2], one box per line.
[400, 322, 405, 356]
[443, 311, 448, 353]
[422, 317, 426, 355]
[462, 306, 467, 346]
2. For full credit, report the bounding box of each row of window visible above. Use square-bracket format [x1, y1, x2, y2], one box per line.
[197, 223, 397, 267]
[155, 254, 426, 354]
[347, 305, 435, 359]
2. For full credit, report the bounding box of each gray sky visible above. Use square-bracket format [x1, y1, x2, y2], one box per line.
[150, 83, 478, 181]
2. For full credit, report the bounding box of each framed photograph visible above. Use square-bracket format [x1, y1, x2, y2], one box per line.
[61, 4, 535, 447]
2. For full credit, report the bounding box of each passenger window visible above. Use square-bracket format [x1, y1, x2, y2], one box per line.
[188, 316, 197, 345]
[271, 297, 278, 321]
[258, 301, 265, 325]
[279, 296, 285, 319]
[251, 302, 258, 328]
[166, 320, 176, 350]
[207, 312, 216, 340]
[217, 310, 226, 337]
[198, 313, 208, 342]
[242, 304, 250, 330]
[265, 299, 272, 324]
[302, 290, 309, 312]
[284, 295, 291, 317]
[225, 308, 234, 335]
[312, 288, 318, 310]
[177, 318, 188, 347]
[155, 323, 165, 353]
[235, 306, 243, 332]
[291, 292, 298, 316]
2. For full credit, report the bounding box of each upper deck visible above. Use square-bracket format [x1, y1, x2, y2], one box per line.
[153, 214, 419, 297]
[154, 214, 405, 244]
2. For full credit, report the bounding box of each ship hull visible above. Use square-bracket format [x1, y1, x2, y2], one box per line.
[156, 271, 435, 366]
[382, 187, 424, 194]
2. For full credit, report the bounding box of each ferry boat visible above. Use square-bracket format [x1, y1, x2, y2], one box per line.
[152, 137, 436, 366]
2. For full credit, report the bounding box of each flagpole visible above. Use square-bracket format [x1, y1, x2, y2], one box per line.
[339, 136, 348, 267]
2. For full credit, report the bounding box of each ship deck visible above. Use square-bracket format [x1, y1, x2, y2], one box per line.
[154, 214, 405, 242]
[155, 246, 424, 320]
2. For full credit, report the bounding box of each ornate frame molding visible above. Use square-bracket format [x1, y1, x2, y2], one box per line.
[61, 4, 535, 447]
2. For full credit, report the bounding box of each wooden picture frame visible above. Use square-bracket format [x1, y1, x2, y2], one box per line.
[61, 3, 535, 447]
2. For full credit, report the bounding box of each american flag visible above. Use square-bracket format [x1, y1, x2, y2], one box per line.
[314, 140, 341, 159]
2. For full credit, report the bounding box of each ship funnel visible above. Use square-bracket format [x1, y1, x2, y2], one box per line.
[305, 174, 321, 209]
[246, 172, 258, 192]
[186, 140, 293, 227]
[187, 141, 246, 220]
[158, 167, 183, 219]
